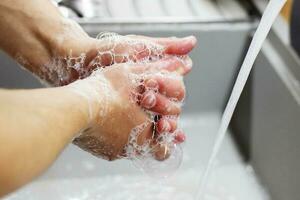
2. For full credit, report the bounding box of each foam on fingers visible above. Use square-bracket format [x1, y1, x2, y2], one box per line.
[42, 32, 190, 177]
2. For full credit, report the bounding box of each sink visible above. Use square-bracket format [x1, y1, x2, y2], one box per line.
[4, 114, 270, 200]
[1, 7, 299, 198]
[0, 19, 271, 200]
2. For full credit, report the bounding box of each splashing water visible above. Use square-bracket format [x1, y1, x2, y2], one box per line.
[196, 0, 287, 199]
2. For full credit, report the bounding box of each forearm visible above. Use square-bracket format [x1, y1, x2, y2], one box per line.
[0, 87, 88, 196]
[0, 0, 58, 67]
[0, 0, 89, 75]
[0, 0, 196, 87]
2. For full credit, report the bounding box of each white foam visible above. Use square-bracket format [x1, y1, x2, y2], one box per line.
[60, 33, 187, 175]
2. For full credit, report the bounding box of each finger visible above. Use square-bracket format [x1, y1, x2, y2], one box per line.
[131, 42, 152, 60]
[99, 38, 152, 63]
[140, 91, 181, 115]
[147, 56, 193, 75]
[156, 118, 177, 133]
[112, 41, 148, 62]
[84, 39, 116, 69]
[153, 144, 170, 161]
[83, 48, 99, 69]
[86, 36, 196, 71]
[145, 76, 185, 101]
[86, 40, 129, 69]
[163, 36, 197, 55]
[135, 121, 155, 146]
[152, 128, 184, 161]
[86, 51, 115, 70]
[174, 130, 186, 144]
[130, 55, 193, 75]
[127, 35, 197, 55]
[134, 121, 170, 161]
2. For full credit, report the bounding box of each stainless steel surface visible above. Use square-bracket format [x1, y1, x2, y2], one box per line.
[59, 0, 110, 18]
[251, 44, 300, 200]
[2, 1, 300, 199]
[232, 28, 300, 200]
[4, 114, 270, 200]
[0, 19, 263, 199]
[57, 0, 248, 22]
[0, 21, 255, 113]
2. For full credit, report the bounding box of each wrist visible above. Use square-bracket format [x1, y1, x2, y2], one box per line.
[54, 86, 92, 138]
[64, 72, 113, 129]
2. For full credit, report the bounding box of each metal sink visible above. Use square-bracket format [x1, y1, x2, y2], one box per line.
[1, 2, 300, 199]
[1, 19, 267, 200]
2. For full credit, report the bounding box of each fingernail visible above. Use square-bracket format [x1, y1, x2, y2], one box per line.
[142, 92, 156, 109]
[184, 57, 193, 69]
[183, 36, 197, 43]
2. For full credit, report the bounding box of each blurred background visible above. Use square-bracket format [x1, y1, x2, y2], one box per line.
[1, 0, 300, 200]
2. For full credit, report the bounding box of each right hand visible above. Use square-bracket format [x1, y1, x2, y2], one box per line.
[39, 28, 196, 86]
[68, 58, 187, 161]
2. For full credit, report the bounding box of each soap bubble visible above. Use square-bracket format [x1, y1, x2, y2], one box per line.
[133, 143, 183, 178]
[123, 119, 184, 178]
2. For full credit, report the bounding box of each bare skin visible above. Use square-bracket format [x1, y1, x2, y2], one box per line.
[0, 0, 196, 197]
[0, 60, 186, 197]
[0, 87, 88, 196]
[0, 0, 196, 86]
[0, 0, 195, 146]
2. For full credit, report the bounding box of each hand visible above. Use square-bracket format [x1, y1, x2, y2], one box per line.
[38, 25, 197, 86]
[68, 58, 186, 161]
[0, 0, 196, 86]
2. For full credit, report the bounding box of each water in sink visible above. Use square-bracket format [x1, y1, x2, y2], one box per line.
[4, 114, 270, 200]
[2, 1, 286, 198]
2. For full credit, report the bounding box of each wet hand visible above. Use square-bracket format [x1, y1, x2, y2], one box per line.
[35, 20, 196, 85]
[68, 59, 187, 161]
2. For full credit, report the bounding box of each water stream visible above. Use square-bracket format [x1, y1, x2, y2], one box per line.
[195, 0, 287, 199]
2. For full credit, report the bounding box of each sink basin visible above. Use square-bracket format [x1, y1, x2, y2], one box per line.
[0, 19, 266, 199]
[0, 19, 272, 200]
[4, 114, 269, 200]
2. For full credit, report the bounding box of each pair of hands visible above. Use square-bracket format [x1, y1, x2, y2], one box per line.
[21, 18, 196, 161]
[0, 0, 196, 161]
[0, 1, 197, 196]
[65, 33, 196, 161]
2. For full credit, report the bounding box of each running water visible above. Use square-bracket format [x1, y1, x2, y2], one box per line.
[195, 0, 287, 199]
